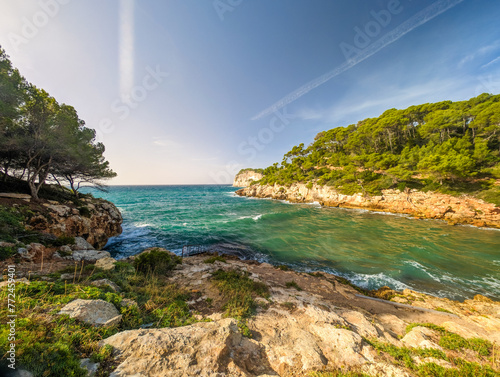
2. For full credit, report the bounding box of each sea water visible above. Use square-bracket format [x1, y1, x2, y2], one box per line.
[82, 185, 500, 301]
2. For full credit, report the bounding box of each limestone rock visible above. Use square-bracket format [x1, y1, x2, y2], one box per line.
[59, 299, 122, 327]
[27, 198, 122, 249]
[72, 236, 95, 251]
[72, 250, 111, 262]
[96, 257, 117, 271]
[401, 326, 442, 349]
[233, 170, 264, 187]
[80, 358, 100, 376]
[103, 318, 275, 377]
[91, 279, 121, 292]
[60, 273, 74, 281]
[236, 183, 500, 228]
[120, 299, 138, 308]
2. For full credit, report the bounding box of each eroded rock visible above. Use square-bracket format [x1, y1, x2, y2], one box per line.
[59, 299, 122, 327]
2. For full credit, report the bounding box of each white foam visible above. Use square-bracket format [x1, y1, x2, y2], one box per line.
[404, 260, 441, 282]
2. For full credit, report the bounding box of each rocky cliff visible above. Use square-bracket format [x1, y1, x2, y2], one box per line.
[236, 183, 500, 228]
[26, 197, 123, 249]
[0, 192, 123, 249]
[233, 170, 264, 187]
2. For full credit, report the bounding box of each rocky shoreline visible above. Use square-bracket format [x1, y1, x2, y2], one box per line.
[1, 193, 499, 376]
[2, 248, 499, 376]
[235, 182, 500, 229]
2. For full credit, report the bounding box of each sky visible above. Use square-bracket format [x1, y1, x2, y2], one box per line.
[0, 0, 500, 185]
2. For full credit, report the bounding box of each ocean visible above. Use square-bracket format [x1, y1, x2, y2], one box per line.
[82, 185, 500, 301]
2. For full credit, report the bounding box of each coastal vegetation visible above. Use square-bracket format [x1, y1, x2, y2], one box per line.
[247, 94, 500, 204]
[0, 46, 115, 200]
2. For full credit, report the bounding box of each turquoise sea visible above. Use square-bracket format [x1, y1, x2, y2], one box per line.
[83, 185, 500, 301]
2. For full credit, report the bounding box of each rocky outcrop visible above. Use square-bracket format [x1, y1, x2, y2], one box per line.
[100, 254, 500, 376]
[233, 170, 264, 187]
[236, 183, 500, 228]
[27, 197, 122, 249]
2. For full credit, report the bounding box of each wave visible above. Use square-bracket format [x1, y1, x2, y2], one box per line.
[404, 260, 442, 282]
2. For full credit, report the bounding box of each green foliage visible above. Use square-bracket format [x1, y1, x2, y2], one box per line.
[0, 205, 24, 242]
[253, 94, 500, 203]
[0, 245, 16, 260]
[133, 248, 182, 276]
[406, 323, 493, 356]
[212, 269, 269, 319]
[0, 46, 116, 199]
[204, 255, 227, 264]
[285, 280, 302, 291]
[276, 264, 292, 271]
[78, 206, 92, 218]
[52, 235, 76, 247]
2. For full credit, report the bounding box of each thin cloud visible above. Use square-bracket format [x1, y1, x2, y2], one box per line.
[481, 56, 500, 70]
[251, 0, 465, 121]
[119, 0, 135, 102]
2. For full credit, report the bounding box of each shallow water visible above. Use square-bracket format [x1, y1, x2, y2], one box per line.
[83, 185, 500, 301]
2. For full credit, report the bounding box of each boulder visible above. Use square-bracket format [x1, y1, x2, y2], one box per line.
[103, 318, 275, 377]
[0, 193, 31, 200]
[59, 299, 122, 327]
[91, 279, 121, 292]
[72, 250, 111, 262]
[80, 358, 100, 376]
[72, 236, 95, 251]
[96, 257, 117, 271]
[401, 327, 442, 350]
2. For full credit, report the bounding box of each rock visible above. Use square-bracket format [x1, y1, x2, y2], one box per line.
[401, 327, 442, 350]
[233, 170, 264, 187]
[103, 318, 275, 377]
[120, 299, 138, 308]
[52, 251, 63, 259]
[0, 193, 31, 200]
[310, 325, 367, 366]
[72, 237, 95, 251]
[80, 358, 100, 376]
[96, 257, 117, 271]
[17, 248, 32, 260]
[72, 250, 111, 262]
[60, 273, 74, 281]
[8, 369, 34, 377]
[27, 198, 122, 249]
[0, 241, 15, 248]
[91, 279, 121, 292]
[235, 183, 500, 228]
[0, 278, 30, 288]
[59, 299, 122, 327]
[373, 285, 397, 300]
[59, 245, 73, 253]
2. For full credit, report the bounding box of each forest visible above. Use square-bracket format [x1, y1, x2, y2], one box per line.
[252, 93, 500, 205]
[0, 47, 115, 200]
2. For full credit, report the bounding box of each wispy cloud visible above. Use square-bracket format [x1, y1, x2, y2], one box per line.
[119, 0, 135, 102]
[251, 0, 465, 121]
[481, 56, 500, 70]
[458, 41, 500, 68]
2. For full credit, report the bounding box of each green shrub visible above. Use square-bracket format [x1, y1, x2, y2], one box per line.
[78, 206, 92, 218]
[52, 235, 76, 247]
[285, 281, 302, 291]
[0, 246, 16, 260]
[133, 248, 181, 276]
[212, 269, 269, 319]
[204, 255, 227, 264]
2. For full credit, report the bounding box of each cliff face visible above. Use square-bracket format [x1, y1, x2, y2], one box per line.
[27, 197, 123, 249]
[236, 183, 500, 228]
[233, 170, 264, 187]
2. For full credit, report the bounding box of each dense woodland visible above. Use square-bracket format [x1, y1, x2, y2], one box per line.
[0, 47, 115, 200]
[252, 94, 500, 205]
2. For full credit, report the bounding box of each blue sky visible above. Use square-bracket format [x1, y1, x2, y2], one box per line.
[1, 0, 500, 184]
